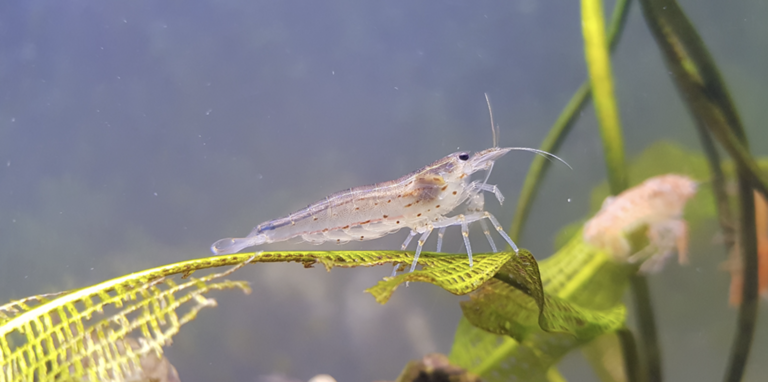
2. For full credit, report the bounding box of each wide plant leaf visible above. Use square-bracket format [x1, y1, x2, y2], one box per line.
[450, 233, 634, 382]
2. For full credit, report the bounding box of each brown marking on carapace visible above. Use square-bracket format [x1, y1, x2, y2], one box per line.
[361, 220, 371, 224]
[342, 225, 350, 229]
[441, 185, 448, 191]
[452, 191, 458, 195]
[360, 236, 364, 240]
[387, 199, 392, 203]
[313, 217, 318, 221]
[374, 202, 379, 206]
[355, 207, 360, 211]
[396, 220, 401, 224]
[337, 239, 341, 243]
[397, 194, 403, 198]
[405, 203, 413, 208]
[383, 214, 389, 218]
[435, 205, 441, 208]
[459, 173, 467, 179]
[417, 213, 422, 217]
[322, 228, 329, 232]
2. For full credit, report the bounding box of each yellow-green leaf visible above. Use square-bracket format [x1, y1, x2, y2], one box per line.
[366, 251, 515, 304]
[461, 279, 625, 341]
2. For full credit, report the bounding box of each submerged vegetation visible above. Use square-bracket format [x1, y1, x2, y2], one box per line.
[1, 0, 766, 381]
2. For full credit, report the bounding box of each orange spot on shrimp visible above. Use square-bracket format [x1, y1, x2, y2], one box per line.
[388, 199, 392, 203]
[396, 220, 400, 224]
[436, 205, 441, 208]
[405, 203, 413, 208]
[322, 228, 329, 232]
[361, 220, 371, 224]
[459, 174, 466, 179]
[342, 225, 350, 229]
[452, 191, 458, 195]
[383, 214, 389, 218]
[360, 236, 364, 240]
[441, 185, 448, 191]
[355, 207, 360, 211]
[417, 213, 422, 217]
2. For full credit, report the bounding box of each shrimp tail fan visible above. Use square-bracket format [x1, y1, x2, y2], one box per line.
[211, 235, 266, 254]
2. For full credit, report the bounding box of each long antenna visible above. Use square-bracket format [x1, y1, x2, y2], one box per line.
[483, 93, 499, 185]
[484, 93, 498, 148]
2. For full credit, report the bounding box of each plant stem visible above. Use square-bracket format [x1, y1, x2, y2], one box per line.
[629, 275, 662, 382]
[692, 120, 735, 249]
[725, 176, 759, 382]
[509, 0, 632, 241]
[617, 328, 643, 382]
[581, 0, 627, 195]
[637, 0, 761, 380]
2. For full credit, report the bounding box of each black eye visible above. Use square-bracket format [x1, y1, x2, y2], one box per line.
[458, 153, 470, 161]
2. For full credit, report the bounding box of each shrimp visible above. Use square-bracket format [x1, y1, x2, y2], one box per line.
[212, 96, 570, 272]
[582, 174, 698, 272]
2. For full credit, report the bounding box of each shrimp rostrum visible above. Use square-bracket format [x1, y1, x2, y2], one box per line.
[212, 146, 568, 273]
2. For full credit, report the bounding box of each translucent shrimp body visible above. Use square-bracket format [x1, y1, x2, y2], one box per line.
[211, 147, 559, 271]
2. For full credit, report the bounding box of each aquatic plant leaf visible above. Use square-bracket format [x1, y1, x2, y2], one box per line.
[0, 259, 251, 382]
[0, 291, 69, 326]
[581, 332, 628, 382]
[450, 317, 584, 382]
[366, 251, 516, 304]
[461, 279, 625, 341]
[0, 249, 536, 381]
[581, 0, 627, 195]
[450, 234, 634, 382]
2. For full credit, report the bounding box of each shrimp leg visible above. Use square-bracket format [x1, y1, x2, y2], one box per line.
[393, 230, 419, 276]
[431, 211, 520, 267]
[436, 227, 447, 252]
[479, 219, 498, 252]
[468, 181, 505, 205]
[461, 215, 474, 267]
[465, 189, 498, 252]
[409, 227, 434, 272]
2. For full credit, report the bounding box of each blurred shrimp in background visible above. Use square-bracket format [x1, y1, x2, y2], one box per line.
[583, 174, 698, 273]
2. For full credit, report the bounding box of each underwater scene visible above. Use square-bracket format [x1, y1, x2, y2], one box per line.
[1, 1, 767, 381]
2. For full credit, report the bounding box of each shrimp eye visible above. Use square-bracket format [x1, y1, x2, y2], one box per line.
[458, 153, 470, 161]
